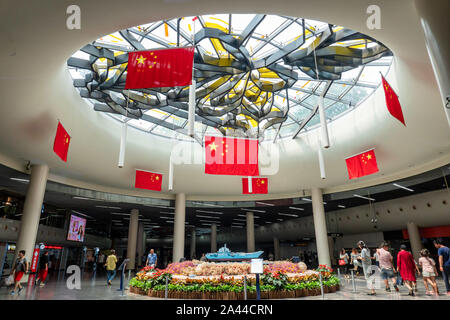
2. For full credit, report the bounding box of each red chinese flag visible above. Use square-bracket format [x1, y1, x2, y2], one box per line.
[345, 149, 379, 179]
[381, 75, 405, 126]
[125, 47, 195, 89]
[205, 136, 259, 176]
[242, 177, 268, 194]
[53, 122, 71, 162]
[135, 170, 163, 191]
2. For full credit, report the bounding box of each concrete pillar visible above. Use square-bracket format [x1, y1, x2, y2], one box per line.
[273, 236, 280, 260]
[126, 209, 139, 270]
[406, 221, 423, 262]
[136, 222, 144, 268]
[173, 193, 186, 263]
[311, 188, 331, 267]
[328, 236, 335, 266]
[246, 211, 255, 252]
[190, 228, 196, 259]
[14, 164, 49, 264]
[414, 0, 450, 125]
[211, 223, 217, 253]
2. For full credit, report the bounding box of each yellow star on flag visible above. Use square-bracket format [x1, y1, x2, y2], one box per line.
[209, 142, 218, 152]
[136, 55, 146, 64]
[367, 154, 372, 160]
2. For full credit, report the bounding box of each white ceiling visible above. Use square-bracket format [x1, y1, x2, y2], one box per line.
[0, 0, 449, 201]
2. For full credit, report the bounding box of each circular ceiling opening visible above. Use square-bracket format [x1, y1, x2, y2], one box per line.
[67, 14, 392, 142]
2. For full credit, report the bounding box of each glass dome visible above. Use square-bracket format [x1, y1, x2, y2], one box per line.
[68, 14, 392, 142]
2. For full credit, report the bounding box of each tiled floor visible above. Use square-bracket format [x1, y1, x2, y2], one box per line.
[0, 272, 449, 300]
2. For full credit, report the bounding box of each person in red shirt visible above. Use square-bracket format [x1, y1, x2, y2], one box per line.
[397, 245, 420, 296]
[10, 250, 28, 295]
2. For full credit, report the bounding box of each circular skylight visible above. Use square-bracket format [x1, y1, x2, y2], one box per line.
[68, 14, 392, 142]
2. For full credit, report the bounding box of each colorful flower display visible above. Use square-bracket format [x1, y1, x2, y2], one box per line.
[129, 261, 340, 299]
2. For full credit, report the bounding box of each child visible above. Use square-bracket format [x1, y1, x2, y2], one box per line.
[418, 249, 439, 296]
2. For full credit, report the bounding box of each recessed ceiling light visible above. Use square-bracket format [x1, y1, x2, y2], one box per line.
[240, 208, 265, 213]
[301, 198, 312, 202]
[196, 215, 221, 220]
[278, 213, 298, 217]
[338, 205, 346, 208]
[159, 216, 174, 219]
[392, 183, 414, 192]
[160, 211, 175, 215]
[10, 178, 29, 183]
[353, 194, 375, 201]
[196, 210, 223, 215]
[277, 218, 283, 221]
[233, 218, 247, 222]
[289, 207, 304, 211]
[255, 202, 275, 206]
[96, 205, 121, 209]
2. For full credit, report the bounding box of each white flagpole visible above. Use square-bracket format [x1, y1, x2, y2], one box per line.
[317, 139, 326, 180]
[168, 156, 174, 191]
[188, 19, 196, 137]
[118, 122, 127, 168]
[248, 176, 252, 193]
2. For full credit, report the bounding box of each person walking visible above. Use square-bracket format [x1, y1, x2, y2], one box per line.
[433, 239, 450, 295]
[339, 249, 350, 278]
[37, 251, 49, 287]
[418, 249, 439, 296]
[357, 241, 376, 295]
[105, 249, 117, 286]
[397, 244, 420, 296]
[146, 249, 158, 268]
[10, 250, 28, 295]
[377, 242, 399, 293]
[350, 248, 361, 276]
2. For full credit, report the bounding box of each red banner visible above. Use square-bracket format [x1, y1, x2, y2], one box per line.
[53, 122, 71, 162]
[205, 136, 259, 176]
[345, 149, 379, 179]
[125, 47, 195, 89]
[30, 247, 40, 273]
[135, 170, 163, 191]
[242, 177, 268, 194]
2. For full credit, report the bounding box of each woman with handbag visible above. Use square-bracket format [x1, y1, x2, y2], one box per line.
[339, 249, 350, 278]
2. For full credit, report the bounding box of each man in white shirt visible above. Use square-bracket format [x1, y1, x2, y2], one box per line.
[357, 241, 376, 295]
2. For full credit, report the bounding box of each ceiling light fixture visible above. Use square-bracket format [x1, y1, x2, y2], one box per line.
[240, 208, 266, 213]
[393, 183, 414, 192]
[196, 215, 221, 220]
[191, 202, 224, 208]
[255, 202, 275, 206]
[338, 205, 346, 208]
[96, 205, 121, 209]
[301, 198, 312, 202]
[196, 210, 223, 215]
[353, 194, 375, 201]
[278, 213, 299, 217]
[10, 178, 30, 183]
[289, 207, 304, 211]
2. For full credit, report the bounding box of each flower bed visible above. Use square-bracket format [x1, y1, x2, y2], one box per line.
[129, 261, 340, 299]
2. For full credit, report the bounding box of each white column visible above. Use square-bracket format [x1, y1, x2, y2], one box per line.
[190, 228, 196, 259]
[415, 0, 450, 125]
[126, 209, 139, 270]
[311, 188, 331, 267]
[136, 222, 144, 268]
[406, 221, 423, 262]
[273, 236, 280, 260]
[211, 223, 217, 253]
[14, 164, 49, 263]
[246, 211, 255, 252]
[173, 193, 186, 262]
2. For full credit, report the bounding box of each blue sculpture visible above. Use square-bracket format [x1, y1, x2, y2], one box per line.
[205, 244, 263, 262]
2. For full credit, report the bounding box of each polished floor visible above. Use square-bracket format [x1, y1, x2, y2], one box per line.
[1, 271, 449, 300]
